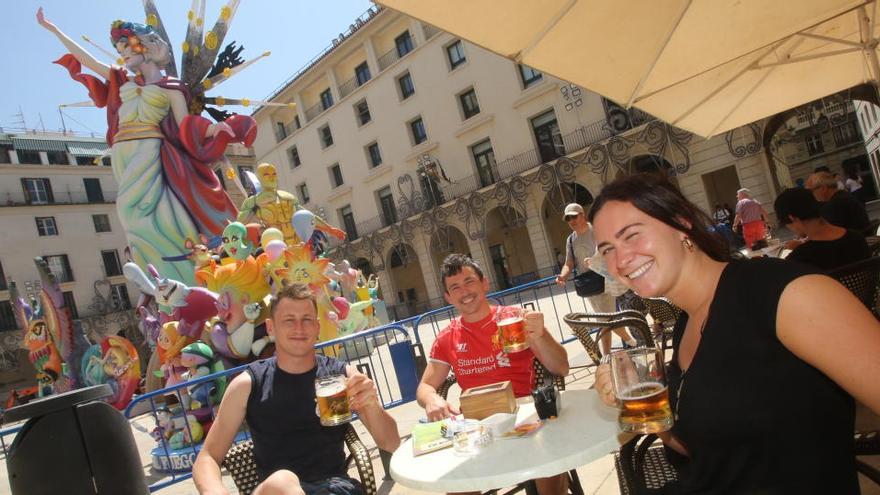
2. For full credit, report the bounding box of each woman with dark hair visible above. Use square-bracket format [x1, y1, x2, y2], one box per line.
[590, 173, 880, 494]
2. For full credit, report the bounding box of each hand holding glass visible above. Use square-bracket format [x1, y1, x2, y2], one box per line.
[316, 374, 353, 426]
[495, 306, 528, 353]
[609, 348, 673, 434]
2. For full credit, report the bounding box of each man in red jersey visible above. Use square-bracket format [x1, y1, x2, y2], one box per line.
[416, 254, 569, 495]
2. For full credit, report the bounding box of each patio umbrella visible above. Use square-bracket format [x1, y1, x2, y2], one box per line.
[377, 0, 880, 136]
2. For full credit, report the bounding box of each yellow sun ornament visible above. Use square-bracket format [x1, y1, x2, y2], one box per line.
[220, 6, 232, 21]
[280, 245, 330, 289]
[225, 168, 236, 180]
[146, 14, 158, 27]
[222, 67, 232, 78]
[181, 41, 190, 54]
[202, 78, 213, 90]
[215, 96, 226, 106]
[241, 98, 250, 107]
[205, 31, 218, 50]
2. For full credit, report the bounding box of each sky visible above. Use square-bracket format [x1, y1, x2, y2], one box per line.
[1, 0, 374, 137]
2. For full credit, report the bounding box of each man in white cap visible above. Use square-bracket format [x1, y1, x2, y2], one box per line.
[556, 203, 637, 351]
[732, 188, 768, 249]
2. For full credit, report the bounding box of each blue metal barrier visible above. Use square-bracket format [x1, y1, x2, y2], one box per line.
[0, 276, 598, 492]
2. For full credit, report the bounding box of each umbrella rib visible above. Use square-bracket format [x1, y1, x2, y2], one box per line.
[669, 42, 782, 127]
[518, 0, 579, 62]
[752, 47, 862, 69]
[634, 0, 874, 105]
[796, 32, 862, 48]
[625, 0, 693, 108]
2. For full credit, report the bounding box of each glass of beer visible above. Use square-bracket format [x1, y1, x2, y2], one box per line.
[315, 374, 353, 426]
[609, 347, 673, 434]
[495, 306, 528, 353]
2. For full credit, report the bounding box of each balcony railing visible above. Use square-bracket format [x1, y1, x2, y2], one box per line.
[378, 39, 418, 71]
[304, 102, 325, 123]
[343, 113, 658, 241]
[422, 23, 440, 40]
[1, 189, 118, 207]
[338, 76, 358, 99]
[274, 118, 302, 143]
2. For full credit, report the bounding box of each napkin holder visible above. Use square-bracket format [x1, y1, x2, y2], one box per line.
[459, 381, 517, 420]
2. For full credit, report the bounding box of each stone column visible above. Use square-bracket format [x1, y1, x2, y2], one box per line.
[523, 191, 555, 275]
[413, 231, 442, 303]
[363, 39, 380, 79]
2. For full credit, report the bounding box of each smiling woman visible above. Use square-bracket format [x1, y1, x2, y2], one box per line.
[589, 173, 880, 494]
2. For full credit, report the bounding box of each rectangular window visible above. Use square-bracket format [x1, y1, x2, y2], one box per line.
[395, 31, 413, 57]
[17, 150, 41, 164]
[75, 156, 95, 165]
[459, 88, 481, 120]
[472, 139, 498, 187]
[93, 214, 111, 233]
[237, 165, 256, 195]
[366, 142, 383, 168]
[531, 109, 565, 162]
[102, 249, 123, 277]
[62, 291, 79, 319]
[409, 117, 428, 145]
[46, 150, 69, 165]
[319, 125, 334, 148]
[518, 64, 543, 89]
[35, 216, 58, 236]
[275, 121, 288, 141]
[0, 301, 16, 331]
[339, 205, 358, 240]
[355, 62, 371, 86]
[329, 163, 344, 188]
[446, 40, 466, 69]
[102, 156, 111, 166]
[355, 100, 372, 126]
[378, 186, 398, 226]
[397, 72, 415, 100]
[320, 88, 334, 110]
[83, 178, 104, 203]
[297, 183, 310, 204]
[111, 284, 132, 310]
[21, 178, 53, 204]
[832, 121, 860, 147]
[288, 145, 301, 168]
[805, 134, 825, 156]
[45, 254, 74, 283]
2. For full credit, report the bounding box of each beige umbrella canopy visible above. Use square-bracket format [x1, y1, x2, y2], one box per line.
[377, 0, 880, 136]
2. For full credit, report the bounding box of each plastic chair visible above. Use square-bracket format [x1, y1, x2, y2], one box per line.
[221, 423, 377, 495]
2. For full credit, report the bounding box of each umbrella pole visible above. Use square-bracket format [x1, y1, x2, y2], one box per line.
[858, 5, 880, 100]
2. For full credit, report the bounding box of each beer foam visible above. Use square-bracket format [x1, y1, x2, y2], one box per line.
[619, 382, 666, 400]
[316, 382, 346, 397]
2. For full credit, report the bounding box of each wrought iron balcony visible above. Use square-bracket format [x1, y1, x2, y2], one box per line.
[304, 102, 326, 123]
[1, 189, 118, 207]
[378, 38, 418, 72]
[338, 76, 358, 99]
[422, 23, 440, 40]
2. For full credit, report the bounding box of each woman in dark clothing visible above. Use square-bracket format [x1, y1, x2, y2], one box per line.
[774, 187, 870, 271]
[590, 174, 880, 494]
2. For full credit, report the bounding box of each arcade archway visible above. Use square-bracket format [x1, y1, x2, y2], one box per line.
[541, 182, 595, 271]
[485, 206, 537, 289]
[386, 243, 429, 318]
[429, 226, 470, 282]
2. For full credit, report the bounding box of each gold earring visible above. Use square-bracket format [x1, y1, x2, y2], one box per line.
[682, 237, 695, 252]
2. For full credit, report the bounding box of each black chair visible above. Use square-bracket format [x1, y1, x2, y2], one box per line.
[562, 312, 654, 367]
[827, 256, 880, 318]
[614, 434, 678, 495]
[221, 423, 377, 495]
[436, 359, 582, 495]
[640, 298, 683, 351]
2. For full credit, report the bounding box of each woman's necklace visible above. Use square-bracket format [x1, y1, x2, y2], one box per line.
[674, 315, 708, 421]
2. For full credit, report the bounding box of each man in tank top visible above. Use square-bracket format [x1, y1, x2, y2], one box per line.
[193, 283, 400, 495]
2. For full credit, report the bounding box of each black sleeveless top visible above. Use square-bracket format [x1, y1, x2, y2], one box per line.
[246, 355, 348, 482]
[666, 258, 857, 494]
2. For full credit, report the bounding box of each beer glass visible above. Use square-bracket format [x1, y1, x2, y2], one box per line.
[495, 306, 528, 353]
[608, 347, 673, 434]
[315, 374, 353, 426]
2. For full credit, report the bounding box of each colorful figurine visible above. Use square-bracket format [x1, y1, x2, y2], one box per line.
[179, 341, 225, 410]
[38, 7, 258, 286]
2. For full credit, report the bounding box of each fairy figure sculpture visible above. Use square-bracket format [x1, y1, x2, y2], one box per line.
[37, 2, 257, 286]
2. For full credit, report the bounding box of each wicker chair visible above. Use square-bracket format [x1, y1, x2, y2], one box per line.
[640, 298, 682, 351]
[436, 359, 581, 495]
[614, 434, 678, 495]
[562, 312, 654, 367]
[221, 423, 377, 495]
[827, 256, 880, 318]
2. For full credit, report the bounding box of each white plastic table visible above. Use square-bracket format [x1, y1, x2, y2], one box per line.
[390, 390, 622, 493]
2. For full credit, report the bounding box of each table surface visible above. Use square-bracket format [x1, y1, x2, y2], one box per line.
[390, 390, 622, 493]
